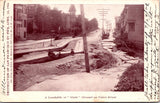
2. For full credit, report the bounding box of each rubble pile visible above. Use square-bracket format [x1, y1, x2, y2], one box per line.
[90, 51, 117, 69]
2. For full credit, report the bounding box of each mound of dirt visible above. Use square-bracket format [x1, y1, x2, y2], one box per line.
[114, 62, 144, 91]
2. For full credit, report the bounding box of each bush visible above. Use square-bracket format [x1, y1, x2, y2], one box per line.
[115, 62, 144, 91]
[91, 52, 117, 69]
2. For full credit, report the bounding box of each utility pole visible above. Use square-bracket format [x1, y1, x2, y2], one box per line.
[97, 8, 109, 34]
[80, 4, 90, 73]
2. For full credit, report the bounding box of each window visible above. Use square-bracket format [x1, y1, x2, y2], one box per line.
[24, 20, 26, 27]
[129, 22, 135, 31]
[18, 24, 21, 27]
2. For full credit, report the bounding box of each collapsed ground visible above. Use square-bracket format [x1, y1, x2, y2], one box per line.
[14, 40, 119, 91]
[14, 32, 144, 91]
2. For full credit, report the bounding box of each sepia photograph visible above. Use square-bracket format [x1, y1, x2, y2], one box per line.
[13, 4, 144, 91]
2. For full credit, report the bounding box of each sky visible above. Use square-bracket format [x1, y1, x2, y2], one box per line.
[49, 4, 124, 29]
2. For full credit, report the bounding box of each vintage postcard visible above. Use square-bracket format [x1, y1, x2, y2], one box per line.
[0, 0, 159, 102]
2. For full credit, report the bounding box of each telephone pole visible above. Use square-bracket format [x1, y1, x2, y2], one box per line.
[80, 4, 90, 73]
[97, 8, 109, 34]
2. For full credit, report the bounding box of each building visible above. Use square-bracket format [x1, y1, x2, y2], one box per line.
[27, 4, 39, 33]
[115, 5, 144, 48]
[60, 4, 77, 33]
[105, 20, 112, 33]
[14, 4, 27, 41]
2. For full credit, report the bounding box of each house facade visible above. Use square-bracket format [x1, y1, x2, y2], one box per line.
[115, 5, 144, 48]
[14, 4, 27, 41]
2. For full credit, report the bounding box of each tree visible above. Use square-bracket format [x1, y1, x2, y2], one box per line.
[26, 4, 99, 37]
[50, 8, 62, 33]
[74, 15, 82, 34]
[88, 18, 98, 30]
